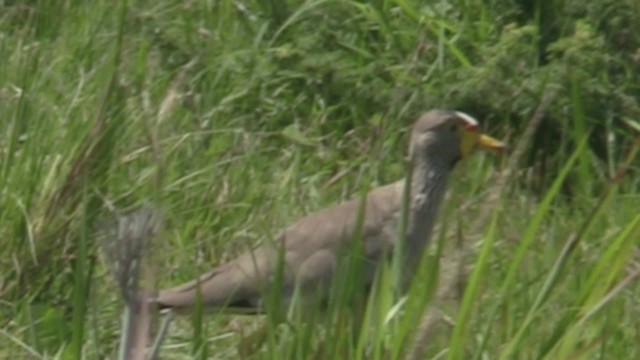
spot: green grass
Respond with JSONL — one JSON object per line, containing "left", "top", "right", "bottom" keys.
{"left": 1, "top": 0, "right": 639, "bottom": 359}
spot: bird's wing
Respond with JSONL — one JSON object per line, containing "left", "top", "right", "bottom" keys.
{"left": 155, "top": 245, "right": 279, "bottom": 311}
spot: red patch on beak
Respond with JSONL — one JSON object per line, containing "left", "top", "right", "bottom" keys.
{"left": 464, "top": 123, "right": 479, "bottom": 131}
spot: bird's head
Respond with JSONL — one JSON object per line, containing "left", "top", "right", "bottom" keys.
{"left": 410, "top": 110, "right": 506, "bottom": 168}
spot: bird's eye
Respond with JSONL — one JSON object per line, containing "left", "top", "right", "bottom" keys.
{"left": 449, "top": 125, "right": 458, "bottom": 133}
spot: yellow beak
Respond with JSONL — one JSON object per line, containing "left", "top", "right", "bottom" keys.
{"left": 459, "top": 127, "right": 506, "bottom": 158}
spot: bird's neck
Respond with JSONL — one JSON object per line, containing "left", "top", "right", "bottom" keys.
{"left": 403, "top": 156, "right": 453, "bottom": 265}
{"left": 410, "top": 156, "right": 452, "bottom": 198}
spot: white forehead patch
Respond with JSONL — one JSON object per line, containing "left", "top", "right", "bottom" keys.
{"left": 454, "top": 111, "right": 479, "bottom": 127}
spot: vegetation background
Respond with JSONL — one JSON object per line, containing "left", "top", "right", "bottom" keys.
{"left": 1, "top": 0, "right": 639, "bottom": 358}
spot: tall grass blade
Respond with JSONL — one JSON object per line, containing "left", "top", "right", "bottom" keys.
{"left": 475, "top": 135, "right": 589, "bottom": 358}
{"left": 447, "top": 210, "right": 499, "bottom": 360}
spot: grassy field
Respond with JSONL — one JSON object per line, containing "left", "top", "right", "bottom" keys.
{"left": 1, "top": 0, "right": 639, "bottom": 359}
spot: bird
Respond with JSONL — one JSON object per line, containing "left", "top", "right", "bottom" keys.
{"left": 153, "top": 109, "right": 505, "bottom": 312}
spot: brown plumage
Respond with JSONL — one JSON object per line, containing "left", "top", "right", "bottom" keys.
{"left": 154, "top": 110, "right": 505, "bottom": 311}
